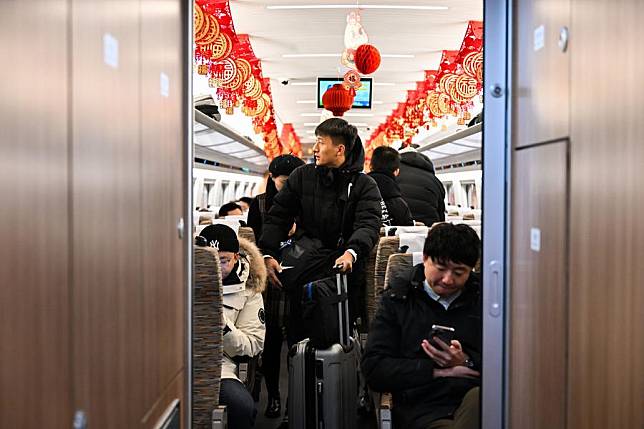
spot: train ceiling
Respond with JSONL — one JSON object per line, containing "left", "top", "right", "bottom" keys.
{"left": 227, "top": 0, "right": 482, "bottom": 146}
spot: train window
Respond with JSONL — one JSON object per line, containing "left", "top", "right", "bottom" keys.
{"left": 462, "top": 181, "right": 478, "bottom": 209}
{"left": 445, "top": 182, "right": 456, "bottom": 206}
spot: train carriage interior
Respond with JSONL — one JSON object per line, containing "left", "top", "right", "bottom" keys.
{"left": 2, "top": 0, "right": 643, "bottom": 428}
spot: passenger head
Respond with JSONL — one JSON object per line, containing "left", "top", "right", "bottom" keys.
{"left": 269, "top": 154, "right": 305, "bottom": 191}
{"left": 197, "top": 224, "right": 240, "bottom": 280}
{"left": 238, "top": 197, "right": 253, "bottom": 212}
{"left": 422, "top": 223, "right": 480, "bottom": 297}
{"left": 313, "top": 118, "right": 358, "bottom": 168}
{"left": 370, "top": 146, "right": 401, "bottom": 176}
{"left": 218, "top": 202, "right": 243, "bottom": 217}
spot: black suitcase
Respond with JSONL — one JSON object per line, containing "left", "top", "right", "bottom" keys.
{"left": 288, "top": 270, "right": 358, "bottom": 428}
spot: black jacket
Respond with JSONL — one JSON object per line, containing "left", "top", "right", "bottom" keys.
{"left": 397, "top": 151, "right": 445, "bottom": 226}
{"left": 361, "top": 264, "right": 481, "bottom": 428}
{"left": 259, "top": 140, "right": 382, "bottom": 262}
{"left": 368, "top": 171, "right": 414, "bottom": 226}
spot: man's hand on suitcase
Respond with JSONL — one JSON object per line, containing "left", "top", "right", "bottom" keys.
{"left": 264, "top": 256, "right": 283, "bottom": 288}
{"left": 334, "top": 251, "right": 354, "bottom": 273}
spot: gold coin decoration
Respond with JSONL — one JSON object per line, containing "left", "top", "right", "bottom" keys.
{"left": 454, "top": 74, "right": 478, "bottom": 100}
{"left": 235, "top": 58, "right": 252, "bottom": 82}
{"left": 210, "top": 33, "right": 232, "bottom": 61}
{"left": 197, "top": 64, "right": 209, "bottom": 75}
{"left": 438, "top": 93, "right": 452, "bottom": 115}
{"left": 194, "top": 3, "right": 205, "bottom": 37}
{"left": 211, "top": 58, "right": 237, "bottom": 86}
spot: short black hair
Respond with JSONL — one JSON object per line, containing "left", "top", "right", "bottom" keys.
{"left": 218, "top": 202, "right": 242, "bottom": 217}
{"left": 370, "top": 146, "right": 400, "bottom": 174}
{"left": 315, "top": 118, "right": 358, "bottom": 153}
{"left": 423, "top": 223, "right": 480, "bottom": 268}
{"left": 239, "top": 197, "right": 253, "bottom": 205}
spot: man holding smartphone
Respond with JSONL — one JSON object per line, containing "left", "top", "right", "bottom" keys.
{"left": 362, "top": 223, "right": 481, "bottom": 429}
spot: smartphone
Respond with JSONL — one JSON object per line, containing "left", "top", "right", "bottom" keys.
{"left": 428, "top": 324, "right": 455, "bottom": 348}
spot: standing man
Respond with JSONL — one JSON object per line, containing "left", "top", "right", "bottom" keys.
{"left": 259, "top": 117, "right": 381, "bottom": 344}
{"left": 368, "top": 146, "right": 414, "bottom": 226}
{"left": 397, "top": 147, "right": 446, "bottom": 227}
{"left": 362, "top": 223, "right": 481, "bottom": 429}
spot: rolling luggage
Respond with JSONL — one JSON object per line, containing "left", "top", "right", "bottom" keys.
{"left": 288, "top": 269, "right": 358, "bottom": 429}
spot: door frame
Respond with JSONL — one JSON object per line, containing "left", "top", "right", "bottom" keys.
{"left": 482, "top": 0, "right": 512, "bottom": 427}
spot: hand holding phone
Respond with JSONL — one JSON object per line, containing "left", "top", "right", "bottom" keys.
{"left": 428, "top": 324, "right": 455, "bottom": 349}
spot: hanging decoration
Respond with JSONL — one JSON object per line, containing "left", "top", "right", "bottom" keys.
{"left": 343, "top": 70, "right": 362, "bottom": 91}
{"left": 354, "top": 44, "right": 381, "bottom": 75}
{"left": 280, "top": 124, "right": 303, "bottom": 158}
{"left": 193, "top": 0, "right": 290, "bottom": 161}
{"left": 341, "top": 11, "right": 369, "bottom": 69}
{"left": 364, "top": 20, "right": 484, "bottom": 161}
{"left": 322, "top": 84, "right": 355, "bottom": 116}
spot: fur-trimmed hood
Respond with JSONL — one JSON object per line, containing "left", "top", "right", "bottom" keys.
{"left": 238, "top": 236, "right": 267, "bottom": 294}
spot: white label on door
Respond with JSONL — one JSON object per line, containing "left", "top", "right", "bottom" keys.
{"left": 530, "top": 227, "right": 541, "bottom": 252}
{"left": 534, "top": 25, "right": 545, "bottom": 51}
{"left": 160, "top": 72, "right": 169, "bottom": 97}
{"left": 103, "top": 33, "right": 119, "bottom": 68}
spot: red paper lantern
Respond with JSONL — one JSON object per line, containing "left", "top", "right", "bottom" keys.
{"left": 354, "top": 44, "right": 381, "bottom": 75}
{"left": 322, "top": 83, "right": 355, "bottom": 116}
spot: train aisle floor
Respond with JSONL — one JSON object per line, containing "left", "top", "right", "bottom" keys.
{"left": 254, "top": 339, "right": 376, "bottom": 429}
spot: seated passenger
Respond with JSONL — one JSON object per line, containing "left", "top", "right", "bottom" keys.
{"left": 362, "top": 223, "right": 481, "bottom": 429}
{"left": 368, "top": 146, "right": 414, "bottom": 226}
{"left": 238, "top": 196, "right": 253, "bottom": 213}
{"left": 219, "top": 202, "right": 244, "bottom": 217}
{"left": 197, "top": 224, "right": 267, "bottom": 429}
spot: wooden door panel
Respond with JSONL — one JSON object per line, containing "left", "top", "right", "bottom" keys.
{"left": 140, "top": 0, "right": 186, "bottom": 415}
{"left": 71, "top": 1, "right": 144, "bottom": 425}
{"left": 510, "top": 141, "right": 568, "bottom": 429}
{"left": 513, "top": 0, "right": 570, "bottom": 147}
{"left": 0, "top": 2, "right": 71, "bottom": 427}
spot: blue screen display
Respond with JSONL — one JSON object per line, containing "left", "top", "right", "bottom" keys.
{"left": 317, "top": 78, "right": 372, "bottom": 109}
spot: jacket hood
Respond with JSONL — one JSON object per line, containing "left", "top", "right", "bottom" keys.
{"left": 238, "top": 236, "right": 267, "bottom": 293}
{"left": 401, "top": 151, "right": 435, "bottom": 174}
{"left": 368, "top": 171, "right": 403, "bottom": 199}
{"left": 340, "top": 135, "right": 366, "bottom": 174}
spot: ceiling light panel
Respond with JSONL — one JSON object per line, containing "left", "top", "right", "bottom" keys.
{"left": 267, "top": 5, "right": 449, "bottom": 11}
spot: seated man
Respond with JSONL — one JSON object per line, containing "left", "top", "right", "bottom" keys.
{"left": 197, "top": 224, "right": 267, "bottom": 429}
{"left": 362, "top": 223, "right": 481, "bottom": 429}
{"left": 219, "top": 202, "right": 244, "bottom": 217}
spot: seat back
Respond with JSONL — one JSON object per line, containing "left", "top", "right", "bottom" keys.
{"left": 383, "top": 253, "right": 414, "bottom": 291}
{"left": 368, "top": 236, "right": 400, "bottom": 324}
{"left": 192, "top": 246, "right": 224, "bottom": 428}
{"left": 237, "top": 226, "right": 256, "bottom": 244}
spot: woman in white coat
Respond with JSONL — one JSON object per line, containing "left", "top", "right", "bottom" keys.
{"left": 198, "top": 224, "right": 267, "bottom": 429}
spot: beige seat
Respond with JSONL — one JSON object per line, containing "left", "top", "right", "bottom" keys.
{"left": 237, "top": 226, "right": 256, "bottom": 244}
{"left": 374, "top": 252, "right": 414, "bottom": 429}
{"left": 193, "top": 246, "right": 227, "bottom": 428}
{"left": 368, "top": 236, "right": 400, "bottom": 325}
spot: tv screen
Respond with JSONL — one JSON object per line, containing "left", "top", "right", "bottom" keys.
{"left": 317, "top": 77, "right": 372, "bottom": 109}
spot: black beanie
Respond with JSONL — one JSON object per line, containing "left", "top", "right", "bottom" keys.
{"left": 198, "top": 224, "right": 239, "bottom": 253}
{"left": 269, "top": 154, "right": 305, "bottom": 177}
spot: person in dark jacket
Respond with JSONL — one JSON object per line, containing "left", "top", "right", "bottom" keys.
{"left": 362, "top": 223, "right": 481, "bottom": 429}
{"left": 259, "top": 117, "right": 382, "bottom": 343}
{"left": 397, "top": 148, "right": 446, "bottom": 226}
{"left": 368, "top": 146, "right": 414, "bottom": 226}
{"left": 246, "top": 154, "right": 304, "bottom": 418}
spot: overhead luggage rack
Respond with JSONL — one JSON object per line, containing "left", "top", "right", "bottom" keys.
{"left": 416, "top": 122, "right": 482, "bottom": 170}
{"left": 194, "top": 108, "right": 268, "bottom": 174}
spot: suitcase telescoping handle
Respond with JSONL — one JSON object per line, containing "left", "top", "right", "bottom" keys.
{"left": 333, "top": 264, "right": 351, "bottom": 348}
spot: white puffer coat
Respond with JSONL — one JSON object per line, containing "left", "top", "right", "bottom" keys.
{"left": 221, "top": 237, "right": 267, "bottom": 381}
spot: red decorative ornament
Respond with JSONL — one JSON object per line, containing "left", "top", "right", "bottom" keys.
{"left": 354, "top": 44, "right": 381, "bottom": 75}
{"left": 322, "top": 83, "right": 355, "bottom": 116}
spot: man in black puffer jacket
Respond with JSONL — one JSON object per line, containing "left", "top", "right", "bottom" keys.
{"left": 362, "top": 223, "right": 481, "bottom": 429}
{"left": 259, "top": 118, "right": 382, "bottom": 343}
{"left": 368, "top": 146, "right": 414, "bottom": 226}
{"left": 398, "top": 148, "right": 446, "bottom": 226}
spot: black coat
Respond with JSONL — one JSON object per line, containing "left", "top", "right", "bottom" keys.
{"left": 397, "top": 151, "right": 445, "bottom": 226}
{"left": 368, "top": 171, "right": 414, "bottom": 226}
{"left": 259, "top": 141, "right": 382, "bottom": 263}
{"left": 361, "top": 264, "right": 481, "bottom": 428}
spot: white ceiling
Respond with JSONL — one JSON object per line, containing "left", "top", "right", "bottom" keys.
{"left": 226, "top": 0, "right": 482, "bottom": 148}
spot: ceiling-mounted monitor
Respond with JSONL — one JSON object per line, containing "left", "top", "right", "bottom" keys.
{"left": 317, "top": 77, "right": 372, "bottom": 109}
